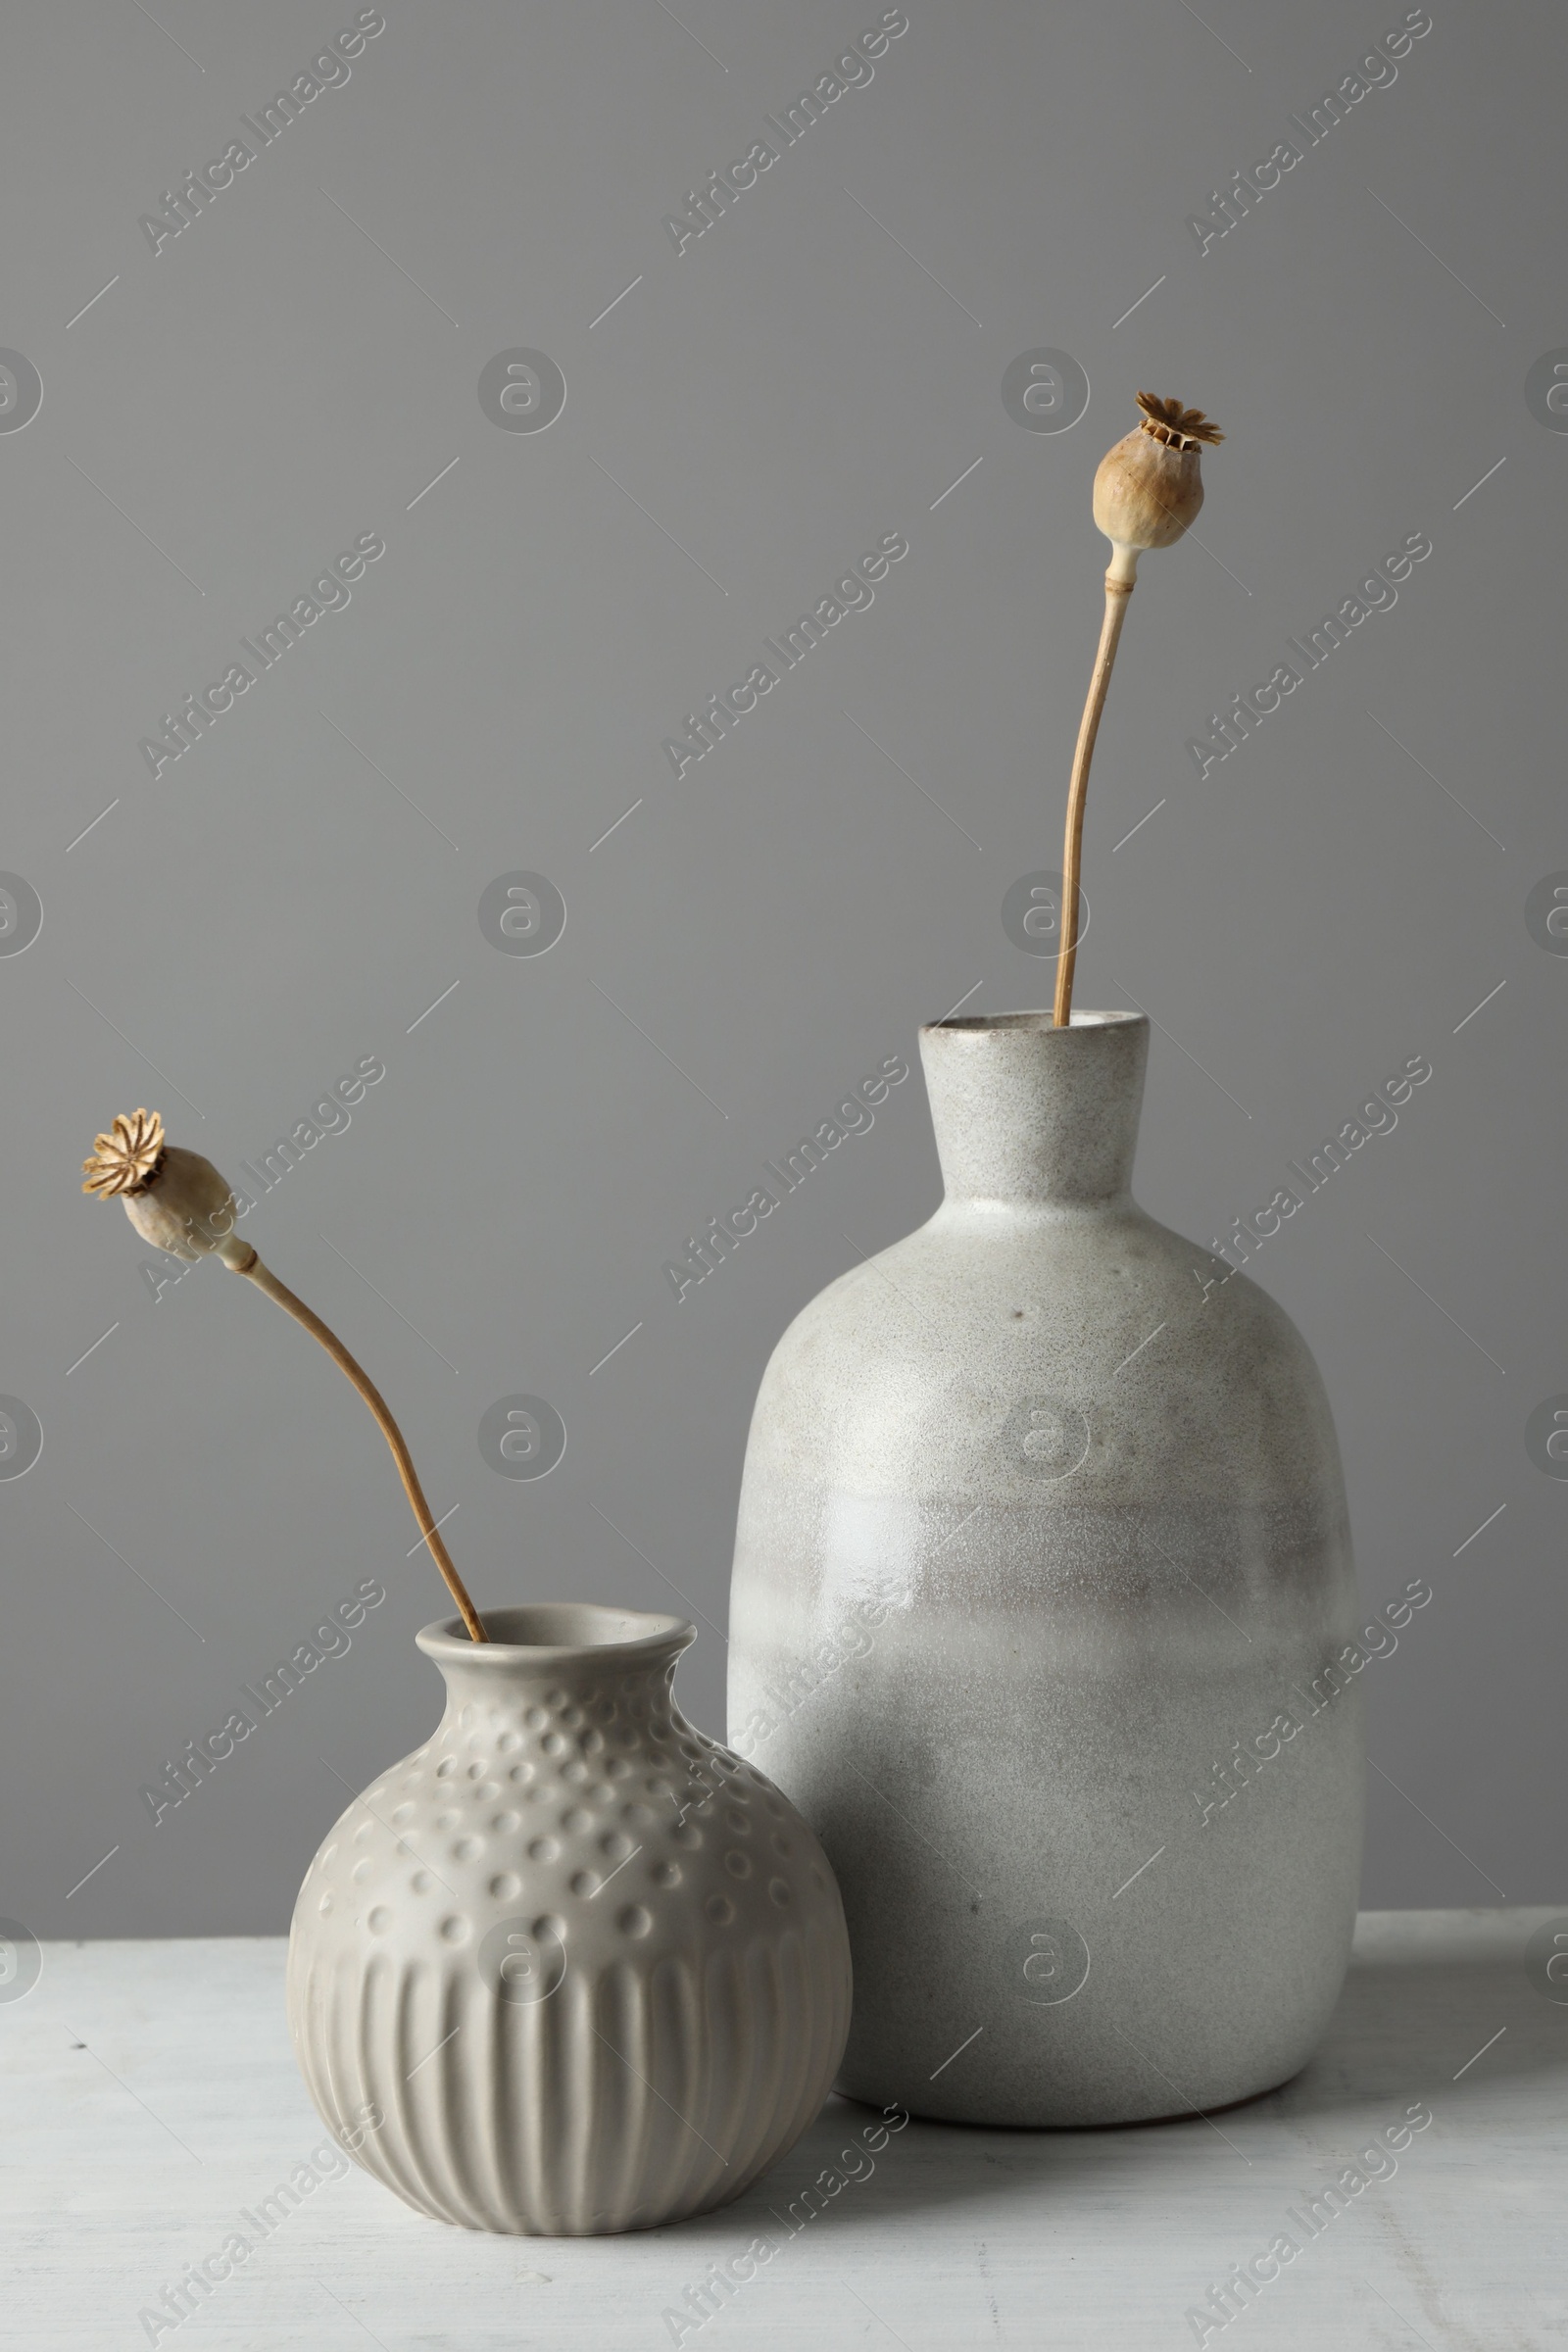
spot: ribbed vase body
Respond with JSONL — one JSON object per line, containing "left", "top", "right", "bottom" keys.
{"left": 287, "top": 1604, "right": 851, "bottom": 2233}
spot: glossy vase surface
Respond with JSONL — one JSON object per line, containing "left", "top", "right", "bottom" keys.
{"left": 727, "top": 1011, "right": 1365, "bottom": 2125}
{"left": 287, "top": 1603, "right": 851, "bottom": 2232}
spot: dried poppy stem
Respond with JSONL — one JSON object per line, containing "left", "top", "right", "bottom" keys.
{"left": 1053, "top": 392, "right": 1223, "bottom": 1028}
{"left": 81, "top": 1110, "right": 487, "bottom": 1642}
{"left": 1054, "top": 553, "right": 1136, "bottom": 1029}
{"left": 237, "top": 1252, "right": 487, "bottom": 1644}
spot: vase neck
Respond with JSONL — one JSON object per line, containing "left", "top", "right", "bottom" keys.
{"left": 917, "top": 1011, "right": 1149, "bottom": 1207}
{"left": 416, "top": 1604, "right": 695, "bottom": 1720}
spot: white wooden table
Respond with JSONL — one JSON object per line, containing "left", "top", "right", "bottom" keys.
{"left": 5, "top": 1911, "right": 1564, "bottom": 2348}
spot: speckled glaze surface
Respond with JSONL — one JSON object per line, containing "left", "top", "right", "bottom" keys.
{"left": 727, "top": 1012, "right": 1365, "bottom": 2126}
{"left": 286, "top": 1603, "right": 851, "bottom": 2234}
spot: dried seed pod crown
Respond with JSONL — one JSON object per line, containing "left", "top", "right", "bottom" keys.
{"left": 81, "top": 1108, "right": 166, "bottom": 1199}
{"left": 1133, "top": 391, "right": 1224, "bottom": 451}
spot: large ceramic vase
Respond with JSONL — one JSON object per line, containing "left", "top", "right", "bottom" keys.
{"left": 727, "top": 1011, "right": 1365, "bottom": 2126}
{"left": 287, "top": 1603, "right": 851, "bottom": 2233}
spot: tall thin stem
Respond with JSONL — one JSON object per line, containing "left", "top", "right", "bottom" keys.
{"left": 239, "top": 1251, "right": 488, "bottom": 1642}
{"left": 1054, "top": 553, "right": 1138, "bottom": 1027}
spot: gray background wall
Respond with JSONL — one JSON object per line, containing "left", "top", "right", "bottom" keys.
{"left": 2, "top": 0, "right": 1560, "bottom": 1936}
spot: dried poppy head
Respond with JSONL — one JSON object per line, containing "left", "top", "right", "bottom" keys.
{"left": 83, "top": 1109, "right": 252, "bottom": 1268}
{"left": 1092, "top": 391, "right": 1223, "bottom": 563}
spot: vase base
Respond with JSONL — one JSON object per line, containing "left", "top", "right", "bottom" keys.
{"left": 835, "top": 2044, "right": 1317, "bottom": 2132}
{"left": 837, "top": 2062, "right": 1308, "bottom": 2132}
{"left": 360, "top": 2161, "right": 767, "bottom": 2238}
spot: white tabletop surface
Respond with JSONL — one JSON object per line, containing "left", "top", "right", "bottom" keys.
{"left": 5, "top": 1909, "right": 1564, "bottom": 2349}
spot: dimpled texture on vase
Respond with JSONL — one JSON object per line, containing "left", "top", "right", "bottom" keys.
{"left": 287, "top": 1604, "right": 851, "bottom": 2233}
{"left": 727, "top": 1011, "right": 1365, "bottom": 2126}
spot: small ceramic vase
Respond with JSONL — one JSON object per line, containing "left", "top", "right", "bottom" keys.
{"left": 287, "top": 1603, "right": 851, "bottom": 2234}
{"left": 728, "top": 1011, "right": 1365, "bottom": 2126}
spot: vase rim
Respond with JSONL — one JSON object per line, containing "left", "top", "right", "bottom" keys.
{"left": 922, "top": 1007, "right": 1147, "bottom": 1036}
{"left": 417, "top": 1601, "right": 696, "bottom": 1670}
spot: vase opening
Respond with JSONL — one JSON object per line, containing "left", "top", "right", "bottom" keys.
{"left": 416, "top": 1602, "right": 695, "bottom": 1673}
{"left": 928, "top": 1007, "right": 1142, "bottom": 1033}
